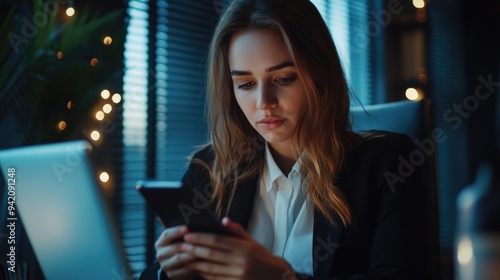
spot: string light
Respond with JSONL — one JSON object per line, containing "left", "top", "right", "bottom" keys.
{"left": 112, "top": 93, "right": 121, "bottom": 103}
{"left": 90, "top": 130, "right": 101, "bottom": 141}
{"left": 103, "top": 36, "right": 113, "bottom": 45}
{"left": 95, "top": 111, "right": 105, "bottom": 121}
{"left": 66, "top": 7, "right": 75, "bottom": 17}
{"left": 90, "top": 58, "right": 99, "bottom": 67}
{"left": 412, "top": 0, "right": 425, "bottom": 9}
{"left": 99, "top": 172, "right": 110, "bottom": 183}
{"left": 103, "top": 104, "right": 112, "bottom": 114}
{"left": 405, "top": 88, "right": 421, "bottom": 101}
{"left": 58, "top": 121, "right": 67, "bottom": 131}
{"left": 67, "top": 101, "right": 72, "bottom": 110}
{"left": 101, "top": 89, "right": 110, "bottom": 99}
{"left": 57, "top": 51, "right": 63, "bottom": 60}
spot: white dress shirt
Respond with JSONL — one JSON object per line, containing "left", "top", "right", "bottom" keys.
{"left": 247, "top": 144, "right": 314, "bottom": 275}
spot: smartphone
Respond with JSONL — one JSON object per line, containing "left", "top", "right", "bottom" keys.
{"left": 136, "top": 180, "right": 230, "bottom": 235}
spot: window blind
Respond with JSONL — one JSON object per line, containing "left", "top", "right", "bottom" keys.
{"left": 426, "top": 0, "right": 469, "bottom": 251}
{"left": 310, "top": 0, "right": 386, "bottom": 105}
{"left": 121, "top": 0, "right": 149, "bottom": 276}
{"left": 121, "top": 0, "right": 219, "bottom": 274}
{"left": 154, "top": 0, "right": 213, "bottom": 183}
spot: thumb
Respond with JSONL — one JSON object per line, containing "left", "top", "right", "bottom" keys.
{"left": 222, "top": 217, "right": 251, "bottom": 239}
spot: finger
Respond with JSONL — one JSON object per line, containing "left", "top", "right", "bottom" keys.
{"left": 222, "top": 217, "right": 251, "bottom": 239}
{"left": 156, "top": 243, "right": 181, "bottom": 262}
{"left": 188, "top": 261, "right": 242, "bottom": 277}
{"left": 155, "top": 225, "right": 189, "bottom": 248}
{"left": 158, "top": 249, "right": 197, "bottom": 271}
{"left": 183, "top": 232, "right": 242, "bottom": 252}
{"left": 180, "top": 243, "right": 245, "bottom": 265}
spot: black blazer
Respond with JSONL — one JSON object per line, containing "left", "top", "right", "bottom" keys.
{"left": 140, "top": 132, "right": 426, "bottom": 280}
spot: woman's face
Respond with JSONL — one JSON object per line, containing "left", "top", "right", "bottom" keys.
{"left": 228, "top": 28, "right": 306, "bottom": 153}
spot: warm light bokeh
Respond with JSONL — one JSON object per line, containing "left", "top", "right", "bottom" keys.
{"left": 103, "top": 36, "right": 113, "bottom": 45}
{"left": 99, "top": 172, "right": 110, "bottom": 183}
{"left": 66, "top": 7, "right": 75, "bottom": 17}
{"left": 95, "top": 111, "right": 105, "bottom": 121}
{"left": 405, "top": 88, "right": 420, "bottom": 101}
{"left": 58, "top": 121, "right": 67, "bottom": 131}
{"left": 112, "top": 93, "right": 121, "bottom": 104}
{"left": 90, "top": 130, "right": 100, "bottom": 141}
{"left": 101, "top": 89, "right": 110, "bottom": 99}
{"left": 103, "top": 104, "right": 112, "bottom": 114}
{"left": 412, "top": 0, "right": 425, "bottom": 9}
{"left": 90, "top": 58, "right": 99, "bottom": 67}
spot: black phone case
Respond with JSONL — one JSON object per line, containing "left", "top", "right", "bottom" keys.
{"left": 136, "top": 180, "right": 230, "bottom": 235}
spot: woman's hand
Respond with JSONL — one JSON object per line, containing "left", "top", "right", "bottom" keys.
{"left": 155, "top": 225, "right": 198, "bottom": 280}
{"left": 180, "top": 217, "right": 296, "bottom": 280}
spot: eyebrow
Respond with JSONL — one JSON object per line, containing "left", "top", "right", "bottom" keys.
{"left": 230, "top": 61, "right": 295, "bottom": 76}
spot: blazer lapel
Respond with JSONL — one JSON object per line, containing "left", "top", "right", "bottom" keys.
{"left": 312, "top": 210, "right": 344, "bottom": 278}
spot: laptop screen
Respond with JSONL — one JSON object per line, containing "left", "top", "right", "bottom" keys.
{"left": 0, "top": 141, "right": 132, "bottom": 280}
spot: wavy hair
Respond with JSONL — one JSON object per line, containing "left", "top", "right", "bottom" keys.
{"left": 202, "top": 0, "right": 354, "bottom": 227}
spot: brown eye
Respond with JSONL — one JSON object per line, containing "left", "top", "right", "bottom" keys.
{"left": 276, "top": 76, "right": 297, "bottom": 85}
{"left": 237, "top": 81, "right": 255, "bottom": 90}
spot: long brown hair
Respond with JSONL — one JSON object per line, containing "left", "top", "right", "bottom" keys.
{"left": 203, "top": 0, "right": 353, "bottom": 227}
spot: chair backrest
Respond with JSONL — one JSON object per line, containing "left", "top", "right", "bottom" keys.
{"left": 351, "top": 99, "right": 441, "bottom": 280}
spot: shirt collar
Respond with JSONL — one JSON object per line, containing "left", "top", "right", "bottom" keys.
{"left": 264, "top": 143, "right": 301, "bottom": 192}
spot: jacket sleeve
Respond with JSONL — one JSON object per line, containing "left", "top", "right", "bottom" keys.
{"left": 139, "top": 262, "right": 165, "bottom": 280}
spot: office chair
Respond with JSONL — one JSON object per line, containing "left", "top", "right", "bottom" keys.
{"left": 351, "top": 99, "right": 441, "bottom": 280}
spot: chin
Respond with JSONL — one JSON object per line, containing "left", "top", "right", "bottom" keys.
{"left": 261, "top": 135, "right": 291, "bottom": 146}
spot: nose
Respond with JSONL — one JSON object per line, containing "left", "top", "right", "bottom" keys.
{"left": 256, "top": 83, "right": 277, "bottom": 110}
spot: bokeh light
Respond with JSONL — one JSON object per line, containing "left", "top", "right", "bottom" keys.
{"left": 90, "top": 130, "right": 100, "bottom": 141}
{"left": 95, "top": 111, "right": 105, "bottom": 121}
{"left": 66, "top": 7, "right": 75, "bottom": 17}
{"left": 101, "top": 89, "right": 110, "bottom": 99}
{"left": 112, "top": 93, "right": 121, "bottom": 104}
{"left": 103, "top": 36, "right": 113, "bottom": 45}
{"left": 103, "top": 104, "right": 112, "bottom": 114}
{"left": 99, "top": 172, "right": 110, "bottom": 183}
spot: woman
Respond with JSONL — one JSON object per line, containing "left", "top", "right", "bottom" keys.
{"left": 141, "top": 0, "right": 426, "bottom": 279}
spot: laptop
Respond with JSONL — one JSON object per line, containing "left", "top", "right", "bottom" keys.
{"left": 0, "top": 141, "right": 133, "bottom": 280}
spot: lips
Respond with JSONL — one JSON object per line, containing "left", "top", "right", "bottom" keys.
{"left": 257, "top": 116, "right": 286, "bottom": 130}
